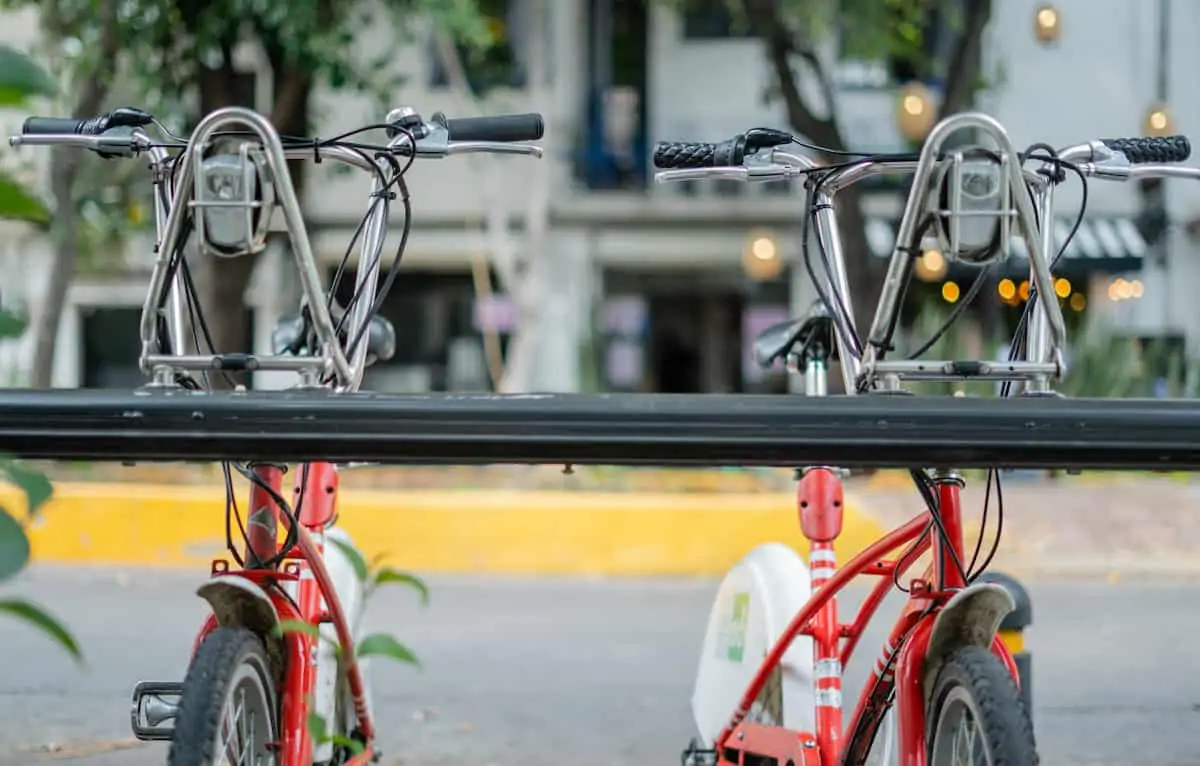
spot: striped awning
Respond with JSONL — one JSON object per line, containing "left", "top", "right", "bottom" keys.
{"left": 864, "top": 216, "right": 1148, "bottom": 274}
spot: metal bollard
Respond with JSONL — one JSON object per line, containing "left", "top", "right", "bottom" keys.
{"left": 977, "top": 571, "right": 1033, "bottom": 713}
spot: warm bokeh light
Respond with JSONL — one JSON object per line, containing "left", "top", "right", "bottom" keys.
{"left": 1018, "top": 280, "right": 1030, "bottom": 301}
{"left": 1054, "top": 277, "right": 1071, "bottom": 298}
{"left": 915, "top": 249, "right": 947, "bottom": 281}
{"left": 1143, "top": 104, "right": 1175, "bottom": 137}
{"left": 942, "top": 281, "right": 960, "bottom": 303}
{"left": 1069, "top": 292, "right": 1086, "bottom": 311}
{"left": 1034, "top": 5, "right": 1061, "bottom": 43}
{"left": 897, "top": 81, "right": 936, "bottom": 141}
{"left": 997, "top": 278, "right": 1016, "bottom": 301}
{"left": 1108, "top": 277, "right": 1145, "bottom": 301}
{"left": 743, "top": 230, "right": 782, "bottom": 281}
{"left": 751, "top": 237, "right": 775, "bottom": 261}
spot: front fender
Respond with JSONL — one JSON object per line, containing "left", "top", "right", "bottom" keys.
{"left": 197, "top": 575, "right": 286, "bottom": 681}
{"left": 921, "top": 582, "right": 1015, "bottom": 699}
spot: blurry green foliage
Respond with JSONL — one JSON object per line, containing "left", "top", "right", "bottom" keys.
{"left": 0, "top": 44, "right": 82, "bottom": 664}
{"left": 0, "top": 0, "right": 500, "bottom": 119}
{"left": 664, "top": 0, "right": 955, "bottom": 71}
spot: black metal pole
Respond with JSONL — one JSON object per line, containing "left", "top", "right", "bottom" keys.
{"left": 3, "top": 389, "right": 1200, "bottom": 467}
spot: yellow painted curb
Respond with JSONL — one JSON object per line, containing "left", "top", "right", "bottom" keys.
{"left": 7, "top": 483, "right": 888, "bottom": 576}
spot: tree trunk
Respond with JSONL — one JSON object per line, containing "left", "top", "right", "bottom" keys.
{"left": 29, "top": 0, "right": 120, "bottom": 388}
{"left": 195, "top": 51, "right": 310, "bottom": 390}
{"left": 499, "top": 0, "right": 554, "bottom": 393}
{"left": 31, "top": 154, "right": 84, "bottom": 388}
{"left": 741, "top": 0, "right": 993, "bottom": 390}
{"left": 429, "top": 27, "right": 543, "bottom": 393}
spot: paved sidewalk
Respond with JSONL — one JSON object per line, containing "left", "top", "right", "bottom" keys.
{"left": 847, "top": 474, "right": 1200, "bottom": 578}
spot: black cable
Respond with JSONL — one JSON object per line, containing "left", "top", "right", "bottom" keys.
{"left": 343, "top": 156, "right": 414, "bottom": 364}
{"left": 235, "top": 462, "right": 300, "bottom": 570}
{"left": 971, "top": 467, "right": 1004, "bottom": 577}
{"left": 963, "top": 146, "right": 1087, "bottom": 583}
{"left": 331, "top": 141, "right": 410, "bottom": 342}
{"left": 843, "top": 602, "right": 938, "bottom": 757}
{"left": 909, "top": 468, "right": 969, "bottom": 586}
{"left": 906, "top": 262, "right": 995, "bottom": 359}
{"left": 891, "top": 519, "right": 934, "bottom": 594}
{"left": 802, "top": 173, "right": 864, "bottom": 359}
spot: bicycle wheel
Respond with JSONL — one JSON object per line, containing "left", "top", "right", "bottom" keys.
{"left": 168, "top": 627, "right": 279, "bottom": 766}
{"left": 926, "top": 645, "right": 1037, "bottom": 766}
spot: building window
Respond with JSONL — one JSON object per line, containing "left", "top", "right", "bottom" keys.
{"left": 330, "top": 268, "right": 500, "bottom": 393}
{"left": 427, "top": 0, "right": 528, "bottom": 92}
{"left": 81, "top": 306, "right": 256, "bottom": 389}
{"left": 681, "top": 0, "right": 755, "bottom": 39}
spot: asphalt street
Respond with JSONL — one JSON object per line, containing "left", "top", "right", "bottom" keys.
{"left": 1, "top": 566, "right": 1199, "bottom": 765}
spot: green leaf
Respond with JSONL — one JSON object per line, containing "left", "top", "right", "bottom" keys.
{"left": 371, "top": 568, "right": 429, "bottom": 606}
{"left": 0, "top": 44, "right": 57, "bottom": 106}
{"left": 0, "top": 171, "right": 50, "bottom": 225}
{"left": 355, "top": 633, "right": 419, "bottom": 667}
{"left": 307, "top": 711, "right": 329, "bottom": 743}
{"left": 274, "top": 618, "right": 321, "bottom": 640}
{"left": 1, "top": 462, "right": 53, "bottom": 517}
{"left": 327, "top": 537, "right": 368, "bottom": 583}
{"left": 331, "top": 734, "right": 366, "bottom": 755}
{"left": 0, "top": 309, "right": 26, "bottom": 339}
{"left": 0, "top": 507, "right": 30, "bottom": 582}
{"left": 0, "top": 598, "right": 82, "bottom": 663}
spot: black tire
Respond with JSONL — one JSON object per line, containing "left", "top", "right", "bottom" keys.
{"left": 926, "top": 645, "right": 1038, "bottom": 766}
{"left": 168, "top": 627, "right": 279, "bottom": 766}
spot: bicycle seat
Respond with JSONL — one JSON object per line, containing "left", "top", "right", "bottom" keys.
{"left": 271, "top": 311, "right": 396, "bottom": 366}
{"left": 752, "top": 302, "right": 837, "bottom": 368}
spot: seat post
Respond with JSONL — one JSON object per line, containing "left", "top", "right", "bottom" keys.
{"left": 802, "top": 340, "right": 829, "bottom": 397}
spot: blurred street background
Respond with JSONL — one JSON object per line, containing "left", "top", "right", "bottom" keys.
{"left": 4, "top": 0, "right": 1200, "bottom": 764}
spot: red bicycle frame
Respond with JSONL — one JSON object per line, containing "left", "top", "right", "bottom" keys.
{"left": 714, "top": 468, "right": 1018, "bottom": 766}
{"left": 193, "top": 461, "right": 376, "bottom": 766}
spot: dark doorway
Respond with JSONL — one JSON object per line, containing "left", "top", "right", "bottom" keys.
{"left": 648, "top": 293, "right": 743, "bottom": 393}
{"left": 81, "top": 306, "right": 255, "bottom": 389}
{"left": 583, "top": 0, "right": 649, "bottom": 189}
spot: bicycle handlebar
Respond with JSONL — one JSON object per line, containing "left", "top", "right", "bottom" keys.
{"left": 8, "top": 106, "right": 545, "bottom": 163}
{"left": 1099, "top": 134, "right": 1191, "bottom": 163}
{"left": 652, "top": 128, "right": 1199, "bottom": 186}
{"left": 441, "top": 112, "right": 544, "bottom": 142}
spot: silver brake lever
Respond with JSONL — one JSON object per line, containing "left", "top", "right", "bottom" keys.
{"left": 445, "top": 142, "right": 544, "bottom": 158}
{"left": 655, "top": 167, "right": 748, "bottom": 183}
{"left": 8, "top": 133, "right": 150, "bottom": 155}
{"left": 654, "top": 164, "right": 794, "bottom": 184}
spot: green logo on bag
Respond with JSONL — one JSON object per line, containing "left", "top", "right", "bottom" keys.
{"left": 721, "top": 591, "right": 750, "bottom": 663}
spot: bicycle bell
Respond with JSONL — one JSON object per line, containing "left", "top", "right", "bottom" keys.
{"left": 931, "top": 148, "right": 1010, "bottom": 265}
{"left": 194, "top": 139, "right": 275, "bottom": 258}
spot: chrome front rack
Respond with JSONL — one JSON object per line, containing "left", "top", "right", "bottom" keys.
{"left": 653, "top": 111, "right": 1096, "bottom": 396}
{"left": 141, "top": 106, "right": 362, "bottom": 389}
{"left": 861, "top": 112, "right": 1067, "bottom": 393}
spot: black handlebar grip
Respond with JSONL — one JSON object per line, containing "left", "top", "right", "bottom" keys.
{"left": 442, "top": 113, "right": 544, "bottom": 142}
{"left": 22, "top": 108, "right": 152, "bottom": 138}
{"left": 1101, "top": 135, "right": 1192, "bottom": 164}
{"left": 652, "top": 136, "right": 747, "bottom": 169}
{"left": 22, "top": 116, "right": 88, "bottom": 135}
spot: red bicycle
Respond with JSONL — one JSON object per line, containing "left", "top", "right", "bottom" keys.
{"left": 9, "top": 103, "right": 544, "bottom": 764}
{"left": 654, "top": 115, "right": 1196, "bottom": 764}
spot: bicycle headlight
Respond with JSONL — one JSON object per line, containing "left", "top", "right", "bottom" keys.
{"left": 194, "top": 145, "right": 275, "bottom": 258}
{"left": 932, "top": 150, "right": 1010, "bottom": 265}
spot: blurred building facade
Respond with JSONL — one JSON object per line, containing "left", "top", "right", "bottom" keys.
{"left": 2, "top": 0, "right": 1198, "bottom": 392}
